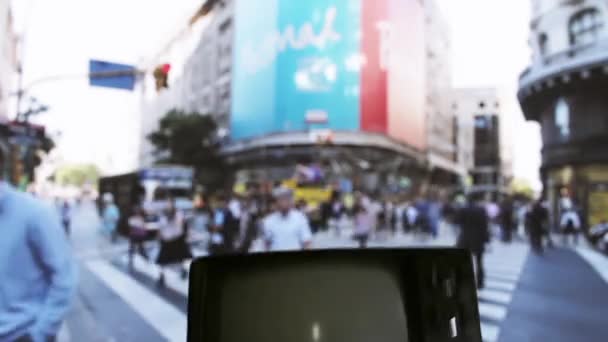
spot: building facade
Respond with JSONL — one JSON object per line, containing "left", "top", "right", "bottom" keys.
{"left": 139, "top": 0, "right": 234, "bottom": 167}
{"left": 140, "top": 0, "right": 460, "bottom": 194}
{"left": 518, "top": 0, "right": 608, "bottom": 228}
{"left": 452, "top": 88, "right": 514, "bottom": 200}
{"left": 0, "top": 0, "right": 15, "bottom": 121}
{"left": 424, "top": 0, "right": 464, "bottom": 185}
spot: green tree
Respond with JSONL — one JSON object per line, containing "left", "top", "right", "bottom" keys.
{"left": 147, "top": 109, "right": 231, "bottom": 191}
{"left": 55, "top": 163, "right": 100, "bottom": 187}
{"left": 32, "top": 134, "right": 56, "bottom": 170}
{"left": 510, "top": 178, "right": 535, "bottom": 199}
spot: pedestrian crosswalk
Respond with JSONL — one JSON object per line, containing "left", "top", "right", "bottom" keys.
{"left": 78, "top": 237, "right": 529, "bottom": 342}
{"left": 478, "top": 242, "right": 529, "bottom": 342}
{"left": 86, "top": 259, "right": 188, "bottom": 342}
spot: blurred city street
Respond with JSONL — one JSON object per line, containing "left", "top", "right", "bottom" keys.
{"left": 2, "top": 0, "right": 608, "bottom": 341}
{"left": 56, "top": 201, "right": 608, "bottom": 342}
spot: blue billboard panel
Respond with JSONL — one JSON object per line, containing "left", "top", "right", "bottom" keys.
{"left": 231, "top": 0, "right": 362, "bottom": 140}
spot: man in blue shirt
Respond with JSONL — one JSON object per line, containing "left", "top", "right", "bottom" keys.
{"left": 0, "top": 152, "right": 77, "bottom": 342}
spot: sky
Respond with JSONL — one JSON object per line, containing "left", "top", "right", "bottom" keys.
{"left": 437, "top": 0, "right": 542, "bottom": 190}
{"left": 12, "top": 0, "right": 542, "bottom": 189}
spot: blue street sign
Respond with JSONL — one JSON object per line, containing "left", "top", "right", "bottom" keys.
{"left": 89, "top": 59, "right": 136, "bottom": 90}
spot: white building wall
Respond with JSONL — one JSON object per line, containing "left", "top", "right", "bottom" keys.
{"left": 0, "top": 0, "right": 16, "bottom": 121}
{"left": 528, "top": 0, "right": 608, "bottom": 71}
{"left": 425, "top": 0, "right": 458, "bottom": 172}
{"left": 139, "top": 0, "right": 234, "bottom": 167}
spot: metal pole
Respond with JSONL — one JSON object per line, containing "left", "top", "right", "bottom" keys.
{"left": 15, "top": 64, "right": 23, "bottom": 121}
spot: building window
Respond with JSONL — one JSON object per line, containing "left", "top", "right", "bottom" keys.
{"left": 219, "top": 18, "right": 232, "bottom": 34}
{"left": 538, "top": 33, "right": 548, "bottom": 56}
{"left": 554, "top": 97, "right": 570, "bottom": 138}
{"left": 569, "top": 8, "right": 603, "bottom": 47}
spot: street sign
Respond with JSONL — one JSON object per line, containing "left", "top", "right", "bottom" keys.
{"left": 89, "top": 59, "right": 136, "bottom": 90}
{"left": 305, "top": 110, "right": 328, "bottom": 124}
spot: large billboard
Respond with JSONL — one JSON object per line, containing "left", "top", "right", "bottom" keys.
{"left": 231, "top": 0, "right": 426, "bottom": 151}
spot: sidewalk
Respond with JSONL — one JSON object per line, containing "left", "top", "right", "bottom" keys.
{"left": 498, "top": 246, "right": 608, "bottom": 342}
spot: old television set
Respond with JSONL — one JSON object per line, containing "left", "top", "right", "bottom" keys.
{"left": 188, "top": 249, "right": 482, "bottom": 342}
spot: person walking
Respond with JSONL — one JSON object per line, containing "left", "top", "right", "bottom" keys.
{"left": 237, "top": 198, "right": 260, "bottom": 253}
{"left": 375, "top": 200, "right": 388, "bottom": 239}
{"left": 526, "top": 199, "right": 550, "bottom": 254}
{"left": 403, "top": 201, "right": 418, "bottom": 234}
{"left": 428, "top": 196, "right": 442, "bottom": 239}
{"left": 387, "top": 200, "right": 398, "bottom": 236}
{"left": 560, "top": 207, "right": 582, "bottom": 246}
{"left": 414, "top": 196, "right": 432, "bottom": 238}
{"left": 455, "top": 193, "right": 490, "bottom": 289}
{"left": 263, "top": 188, "right": 313, "bottom": 252}
{"left": 60, "top": 200, "right": 72, "bottom": 236}
{"left": 0, "top": 152, "right": 77, "bottom": 342}
{"left": 189, "top": 194, "right": 212, "bottom": 247}
{"left": 156, "top": 198, "right": 192, "bottom": 286}
{"left": 127, "top": 205, "right": 150, "bottom": 267}
{"left": 485, "top": 199, "right": 500, "bottom": 239}
{"left": 330, "top": 191, "right": 345, "bottom": 237}
{"left": 499, "top": 197, "right": 515, "bottom": 243}
{"left": 353, "top": 202, "right": 373, "bottom": 248}
{"left": 209, "top": 194, "right": 240, "bottom": 255}
{"left": 101, "top": 193, "right": 120, "bottom": 243}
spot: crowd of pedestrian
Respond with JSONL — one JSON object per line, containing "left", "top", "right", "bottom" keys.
{"left": 1, "top": 153, "right": 602, "bottom": 342}
{"left": 49, "top": 177, "right": 596, "bottom": 294}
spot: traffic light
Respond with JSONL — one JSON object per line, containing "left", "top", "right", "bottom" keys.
{"left": 153, "top": 63, "right": 171, "bottom": 91}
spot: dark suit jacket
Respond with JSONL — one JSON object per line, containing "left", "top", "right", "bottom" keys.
{"left": 456, "top": 204, "right": 490, "bottom": 253}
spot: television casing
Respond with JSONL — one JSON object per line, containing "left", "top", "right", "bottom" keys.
{"left": 188, "top": 248, "right": 482, "bottom": 342}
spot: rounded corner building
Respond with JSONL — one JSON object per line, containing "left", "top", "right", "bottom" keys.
{"left": 518, "top": 0, "right": 608, "bottom": 229}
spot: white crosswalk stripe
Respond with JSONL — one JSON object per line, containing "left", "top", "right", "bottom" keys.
{"left": 485, "top": 279, "right": 517, "bottom": 292}
{"left": 85, "top": 259, "right": 187, "bottom": 342}
{"left": 479, "top": 302, "right": 508, "bottom": 321}
{"left": 480, "top": 322, "right": 500, "bottom": 342}
{"left": 478, "top": 289, "right": 512, "bottom": 305}
{"left": 84, "top": 234, "right": 528, "bottom": 342}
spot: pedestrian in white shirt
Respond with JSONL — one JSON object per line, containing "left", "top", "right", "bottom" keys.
{"left": 405, "top": 204, "right": 419, "bottom": 233}
{"left": 560, "top": 208, "right": 582, "bottom": 246}
{"left": 263, "top": 188, "right": 313, "bottom": 252}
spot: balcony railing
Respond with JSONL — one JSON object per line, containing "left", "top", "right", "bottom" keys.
{"left": 519, "top": 39, "right": 608, "bottom": 90}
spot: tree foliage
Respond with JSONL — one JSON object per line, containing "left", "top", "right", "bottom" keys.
{"left": 147, "top": 109, "right": 230, "bottom": 191}
{"left": 510, "top": 178, "right": 535, "bottom": 199}
{"left": 33, "top": 134, "right": 55, "bottom": 169}
{"left": 55, "top": 163, "right": 100, "bottom": 187}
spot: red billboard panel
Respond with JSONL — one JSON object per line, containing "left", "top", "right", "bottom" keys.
{"left": 359, "top": 0, "right": 426, "bottom": 150}
{"left": 360, "top": 0, "right": 389, "bottom": 133}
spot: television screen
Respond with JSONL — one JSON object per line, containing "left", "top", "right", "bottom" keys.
{"left": 188, "top": 249, "right": 482, "bottom": 342}
{"left": 219, "top": 264, "right": 407, "bottom": 342}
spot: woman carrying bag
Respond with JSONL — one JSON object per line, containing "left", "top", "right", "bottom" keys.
{"left": 156, "top": 198, "right": 192, "bottom": 287}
